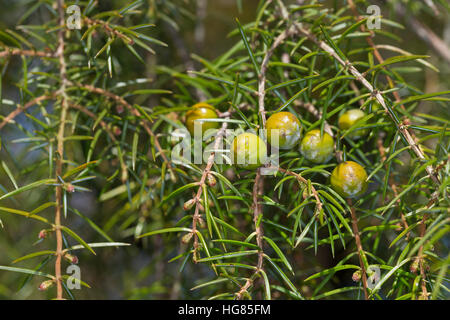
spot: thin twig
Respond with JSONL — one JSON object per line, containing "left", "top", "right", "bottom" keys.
{"left": 376, "top": 136, "right": 409, "bottom": 235}
{"left": 84, "top": 17, "right": 133, "bottom": 44}
{"left": 347, "top": 0, "right": 425, "bottom": 156}
{"left": 348, "top": 198, "right": 369, "bottom": 300}
{"left": 291, "top": 22, "right": 441, "bottom": 186}
{"left": 190, "top": 111, "right": 230, "bottom": 261}
{"left": 276, "top": 166, "right": 323, "bottom": 214}
{"left": 417, "top": 213, "right": 430, "bottom": 300}
{"left": 258, "top": 25, "right": 294, "bottom": 129}
{"left": 54, "top": 0, "right": 68, "bottom": 300}
{"left": 68, "top": 103, "right": 117, "bottom": 142}
{"left": 0, "top": 48, "right": 55, "bottom": 58}
{"left": 423, "top": 0, "right": 440, "bottom": 16}
{"left": 0, "top": 94, "right": 55, "bottom": 130}
{"left": 68, "top": 102, "right": 128, "bottom": 181}
{"left": 236, "top": 168, "right": 264, "bottom": 299}
{"left": 237, "top": 12, "right": 295, "bottom": 299}
{"left": 349, "top": 81, "right": 364, "bottom": 106}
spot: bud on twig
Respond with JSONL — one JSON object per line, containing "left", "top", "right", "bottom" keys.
{"left": 64, "top": 253, "right": 79, "bottom": 264}
{"left": 64, "top": 183, "right": 75, "bottom": 193}
{"left": 352, "top": 270, "right": 362, "bottom": 282}
{"left": 38, "top": 230, "right": 48, "bottom": 239}
{"left": 183, "top": 199, "right": 195, "bottom": 211}
{"left": 418, "top": 292, "right": 429, "bottom": 300}
{"left": 410, "top": 259, "right": 419, "bottom": 273}
{"left": 302, "top": 188, "right": 308, "bottom": 200}
{"left": 113, "top": 126, "right": 122, "bottom": 136}
{"left": 206, "top": 174, "right": 216, "bottom": 187}
{"left": 38, "top": 280, "right": 55, "bottom": 291}
{"left": 181, "top": 232, "right": 193, "bottom": 244}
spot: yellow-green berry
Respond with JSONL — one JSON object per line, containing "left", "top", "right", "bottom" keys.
{"left": 300, "top": 129, "right": 334, "bottom": 163}
{"left": 231, "top": 132, "right": 267, "bottom": 170}
{"left": 330, "top": 161, "right": 368, "bottom": 199}
{"left": 185, "top": 102, "right": 220, "bottom": 136}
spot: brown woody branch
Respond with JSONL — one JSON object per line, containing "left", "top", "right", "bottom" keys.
{"left": 237, "top": 5, "right": 300, "bottom": 298}
{"left": 347, "top": 2, "right": 437, "bottom": 299}
{"left": 347, "top": 0, "right": 425, "bottom": 155}
{"left": 189, "top": 112, "right": 230, "bottom": 262}
{"left": 236, "top": 168, "right": 264, "bottom": 300}
{"left": 348, "top": 199, "right": 369, "bottom": 300}
{"left": 237, "top": 12, "right": 294, "bottom": 299}
{"left": 0, "top": 48, "right": 55, "bottom": 59}
{"left": 291, "top": 22, "right": 441, "bottom": 186}
{"left": 54, "top": 0, "right": 68, "bottom": 300}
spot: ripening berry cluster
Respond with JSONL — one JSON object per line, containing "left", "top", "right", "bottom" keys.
{"left": 184, "top": 103, "right": 370, "bottom": 199}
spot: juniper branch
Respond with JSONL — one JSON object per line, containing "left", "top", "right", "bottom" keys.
{"left": 54, "top": 0, "right": 68, "bottom": 300}
{"left": 291, "top": 22, "right": 441, "bottom": 186}
{"left": 0, "top": 48, "right": 55, "bottom": 58}
{"left": 348, "top": 198, "right": 369, "bottom": 300}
